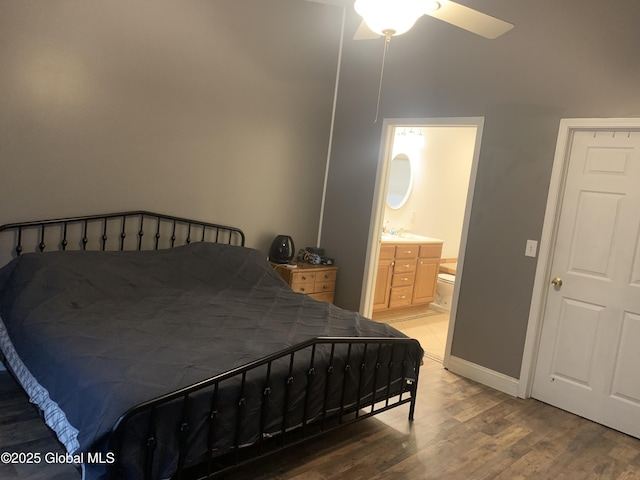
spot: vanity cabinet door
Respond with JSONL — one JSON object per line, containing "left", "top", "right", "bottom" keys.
{"left": 413, "top": 258, "right": 439, "bottom": 304}
{"left": 373, "top": 259, "right": 394, "bottom": 311}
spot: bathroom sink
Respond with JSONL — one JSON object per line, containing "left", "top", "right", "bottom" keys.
{"left": 381, "top": 233, "right": 443, "bottom": 244}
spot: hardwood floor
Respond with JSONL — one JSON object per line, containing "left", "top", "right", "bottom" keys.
{"left": 1, "top": 360, "right": 639, "bottom": 479}
{"left": 0, "top": 372, "right": 79, "bottom": 479}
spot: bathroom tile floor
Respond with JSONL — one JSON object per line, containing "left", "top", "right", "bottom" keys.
{"left": 384, "top": 307, "right": 450, "bottom": 362}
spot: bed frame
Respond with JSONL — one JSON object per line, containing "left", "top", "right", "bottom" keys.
{"left": 0, "top": 210, "right": 246, "bottom": 257}
{"left": 0, "top": 211, "right": 421, "bottom": 480}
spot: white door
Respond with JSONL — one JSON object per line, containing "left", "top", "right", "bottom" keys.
{"left": 532, "top": 129, "right": 640, "bottom": 439}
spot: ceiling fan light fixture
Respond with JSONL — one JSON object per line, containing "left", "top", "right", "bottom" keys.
{"left": 424, "top": 0, "right": 442, "bottom": 13}
{"left": 354, "top": 0, "right": 425, "bottom": 36}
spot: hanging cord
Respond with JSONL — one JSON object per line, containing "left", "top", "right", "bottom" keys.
{"left": 317, "top": 6, "right": 346, "bottom": 248}
{"left": 374, "top": 30, "right": 393, "bottom": 123}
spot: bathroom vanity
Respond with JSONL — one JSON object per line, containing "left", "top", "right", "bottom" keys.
{"left": 373, "top": 235, "right": 443, "bottom": 316}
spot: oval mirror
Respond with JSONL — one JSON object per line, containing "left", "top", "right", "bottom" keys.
{"left": 386, "top": 153, "right": 413, "bottom": 209}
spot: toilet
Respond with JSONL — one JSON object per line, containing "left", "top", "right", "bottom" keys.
{"left": 433, "top": 273, "right": 455, "bottom": 310}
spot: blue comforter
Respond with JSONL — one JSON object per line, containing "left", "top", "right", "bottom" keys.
{"left": 0, "top": 242, "right": 421, "bottom": 478}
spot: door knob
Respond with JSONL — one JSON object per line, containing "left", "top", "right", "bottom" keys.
{"left": 551, "top": 277, "right": 563, "bottom": 288}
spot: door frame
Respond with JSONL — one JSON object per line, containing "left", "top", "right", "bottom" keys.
{"left": 518, "top": 117, "right": 640, "bottom": 398}
{"left": 359, "top": 116, "right": 484, "bottom": 369}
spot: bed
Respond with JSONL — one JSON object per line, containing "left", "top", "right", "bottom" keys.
{"left": 0, "top": 211, "right": 423, "bottom": 480}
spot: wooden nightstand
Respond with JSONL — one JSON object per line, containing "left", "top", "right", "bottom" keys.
{"left": 271, "top": 262, "right": 338, "bottom": 303}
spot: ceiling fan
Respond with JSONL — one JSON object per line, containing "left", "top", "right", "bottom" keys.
{"left": 306, "top": 0, "right": 514, "bottom": 41}
{"left": 304, "top": 0, "right": 514, "bottom": 122}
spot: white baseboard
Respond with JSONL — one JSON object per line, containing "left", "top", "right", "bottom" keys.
{"left": 446, "top": 355, "right": 519, "bottom": 397}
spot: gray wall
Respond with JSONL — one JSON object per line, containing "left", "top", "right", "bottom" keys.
{"left": 3, "top": 0, "right": 640, "bottom": 381}
{"left": 0, "top": 0, "right": 342, "bottom": 254}
{"left": 321, "top": 0, "right": 640, "bottom": 378}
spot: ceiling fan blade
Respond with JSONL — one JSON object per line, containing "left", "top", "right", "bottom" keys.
{"left": 426, "top": 1, "right": 514, "bottom": 39}
{"left": 353, "top": 19, "right": 382, "bottom": 40}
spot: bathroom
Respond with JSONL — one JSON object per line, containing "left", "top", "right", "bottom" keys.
{"left": 372, "top": 123, "right": 478, "bottom": 361}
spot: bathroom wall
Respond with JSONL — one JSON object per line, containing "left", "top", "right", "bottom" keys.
{"left": 383, "top": 126, "right": 476, "bottom": 259}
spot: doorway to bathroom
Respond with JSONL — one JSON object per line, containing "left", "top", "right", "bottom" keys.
{"left": 361, "top": 117, "right": 484, "bottom": 366}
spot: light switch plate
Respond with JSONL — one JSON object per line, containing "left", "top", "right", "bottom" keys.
{"left": 525, "top": 239, "right": 538, "bottom": 258}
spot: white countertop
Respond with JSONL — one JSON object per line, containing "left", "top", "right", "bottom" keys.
{"left": 381, "top": 233, "right": 443, "bottom": 244}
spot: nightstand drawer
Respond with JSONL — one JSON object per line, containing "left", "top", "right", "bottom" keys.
{"left": 314, "top": 281, "right": 335, "bottom": 294}
{"left": 310, "top": 292, "right": 334, "bottom": 303}
{"left": 291, "top": 282, "right": 315, "bottom": 294}
{"left": 291, "top": 271, "right": 317, "bottom": 284}
{"left": 315, "top": 270, "right": 337, "bottom": 283}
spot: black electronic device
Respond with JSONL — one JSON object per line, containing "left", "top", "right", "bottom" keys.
{"left": 297, "top": 248, "right": 334, "bottom": 266}
{"left": 305, "top": 246, "right": 325, "bottom": 256}
{"left": 268, "top": 235, "right": 295, "bottom": 264}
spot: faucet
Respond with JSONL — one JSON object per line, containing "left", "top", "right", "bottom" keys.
{"left": 382, "top": 223, "right": 408, "bottom": 237}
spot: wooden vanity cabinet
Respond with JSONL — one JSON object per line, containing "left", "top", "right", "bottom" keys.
{"left": 373, "top": 241, "right": 442, "bottom": 313}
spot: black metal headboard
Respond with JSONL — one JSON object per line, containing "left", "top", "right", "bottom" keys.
{"left": 0, "top": 211, "right": 245, "bottom": 265}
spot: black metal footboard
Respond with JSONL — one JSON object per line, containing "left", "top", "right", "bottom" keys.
{"left": 106, "top": 336, "right": 422, "bottom": 480}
